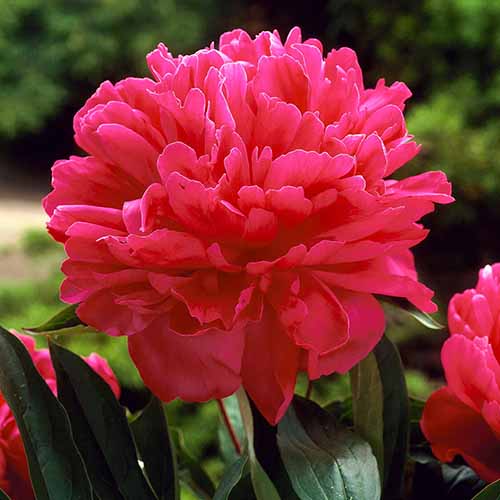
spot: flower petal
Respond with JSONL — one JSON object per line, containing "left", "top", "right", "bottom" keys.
{"left": 421, "top": 387, "right": 500, "bottom": 482}
{"left": 128, "top": 321, "right": 244, "bottom": 402}
{"left": 241, "top": 306, "right": 299, "bottom": 424}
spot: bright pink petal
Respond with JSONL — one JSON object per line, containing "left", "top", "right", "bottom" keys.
{"left": 442, "top": 335, "right": 500, "bottom": 412}
{"left": 315, "top": 251, "right": 436, "bottom": 313}
{"left": 264, "top": 150, "right": 354, "bottom": 191}
{"left": 241, "top": 306, "right": 299, "bottom": 424}
{"left": 309, "top": 289, "right": 385, "bottom": 377}
{"left": 129, "top": 321, "right": 244, "bottom": 402}
{"left": 384, "top": 171, "right": 453, "bottom": 204}
{"left": 253, "top": 54, "right": 309, "bottom": 112}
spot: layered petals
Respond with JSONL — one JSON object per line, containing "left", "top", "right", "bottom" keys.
{"left": 44, "top": 26, "right": 451, "bottom": 424}
{"left": 422, "top": 265, "right": 500, "bottom": 481}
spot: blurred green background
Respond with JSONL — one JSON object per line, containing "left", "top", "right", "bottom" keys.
{"left": 0, "top": 0, "right": 497, "bottom": 494}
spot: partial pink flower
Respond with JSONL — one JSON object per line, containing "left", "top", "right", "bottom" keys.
{"left": 44, "top": 27, "right": 452, "bottom": 424}
{"left": 421, "top": 265, "right": 500, "bottom": 482}
{"left": 0, "top": 333, "right": 120, "bottom": 500}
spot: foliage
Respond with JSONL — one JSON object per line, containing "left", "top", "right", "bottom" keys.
{"left": 0, "top": 0, "right": 217, "bottom": 137}
{"left": 19, "top": 228, "right": 56, "bottom": 257}
{"left": 1, "top": 1, "right": 499, "bottom": 496}
{"left": 0, "top": 301, "right": 494, "bottom": 500}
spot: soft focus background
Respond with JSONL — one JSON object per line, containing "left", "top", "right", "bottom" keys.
{"left": 0, "top": 0, "right": 497, "bottom": 491}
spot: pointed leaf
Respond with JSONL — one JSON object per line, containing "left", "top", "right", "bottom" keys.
{"left": 471, "top": 478, "right": 500, "bottom": 499}
{"left": 249, "top": 399, "right": 299, "bottom": 500}
{"left": 171, "top": 428, "right": 214, "bottom": 500}
{"left": 236, "top": 389, "right": 281, "bottom": 500}
{"left": 350, "top": 335, "right": 409, "bottom": 499}
{"left": 381, "top": 297, "right": 444, "bottom": 329}
{"left": 49, "top": 341, "right": 157, "bottom": 500}
{"left": 131, "top": 396, "right": 179, "bottom": 500}
{"left": 26, "top": 304, "right": 83, "bottom": 332}
{"left": 213, "top": 454, "right": 249, "bottom": 500}
{"left": 0, "top": 326, "right": 92, "bottom": 500}
{"left": 277, "top": 397, "right": 380, "bottom": 500}
{"left": 50, "top": 341, "right": 124, "bottom": 500}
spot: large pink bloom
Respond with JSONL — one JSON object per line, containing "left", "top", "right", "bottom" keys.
{"left": 421, "top": 265, "right": 500, "bottom": 482}
{"left": 0, "top": 333, "right": 119, "bottom": 500}
{"left": 44, "top": 27, "right": 452, "bottom": 424}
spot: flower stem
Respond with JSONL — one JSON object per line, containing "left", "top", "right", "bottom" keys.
{"left": 217, "top": 398, "right": 241, "bottom": 455}
{"left": 305, "top": 380, "right": 313, "bottom": 399}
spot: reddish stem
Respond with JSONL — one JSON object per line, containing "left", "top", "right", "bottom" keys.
{"left": 217, "top": 399, "right": 242, "bottom": 455}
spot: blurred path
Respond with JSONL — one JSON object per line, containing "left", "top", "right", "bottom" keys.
{"left": 0, "top": 196, "right": 47, "bottom": 246}
{"left": 0, "top": 189, "right": 50, "bottom": 281}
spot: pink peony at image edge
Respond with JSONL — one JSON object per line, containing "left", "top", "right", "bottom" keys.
{"left": 422, "top": 264, "right": 500, "bottom": 482}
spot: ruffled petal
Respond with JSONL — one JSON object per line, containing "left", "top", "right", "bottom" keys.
{"left": 308, "top": 288, "right": 385, "bottom": 378}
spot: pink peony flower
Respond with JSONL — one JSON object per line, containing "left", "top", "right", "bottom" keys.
{"left": 44, "top": 27, "right": 452, "bottom": 424}
{"left": 421, "top": 265, "right": 500, "bottom": 482}
{"left": 0, "top": 333, "right": 120, "bottom": 499}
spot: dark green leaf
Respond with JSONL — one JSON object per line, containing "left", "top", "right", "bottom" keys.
{"left": 380, "top": 297, "right": 444, "bottom": 329}
{"left": 131, "top": 396, "right": 179, "bottom": 500}
{"left": 236, "top": 389, "right": 281, "bottom": 500}
{"left": 49, "top": 341, "right": 157, "bottom": 500}
{"left": 25, "top": 304, "right": 83, "bottom": 333}
{"left": 0, "top": 490, "right": 11, "bottom": 500}
{"left": 0, "top": 326, "right": 92, "bottom": 500}
{"left": 324, "top": 397, "right": 353, "bottom": 426}
{"left": 224, "top": 473, "right": 257, "bottom": 500}
{"left": 408, "top": 396, "right": 426, "bottom": 451}
{"left": 411, "top": 455, "right": 486, "bottom": 500}
{"left": 472, "top": 479, "right": 500, "bottom": 499}
{"left": 171, "top": 428, "right": 214, "bottom": 500}
{"left": 278, "top": 397, "right": 380, "bottom": 500}
{"left": 50, "top": 340, "right": 124, "bottom": 500}
{"left": 249, "top": 398, "right": 299, "bottom": 500}
{"left": 350, "top": 335, "right": 409, "bottom": 499}
{"left": 213, "top": 453, "right": 249, "bottom": 500}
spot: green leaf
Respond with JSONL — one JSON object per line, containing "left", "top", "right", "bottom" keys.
{"left": 218, "top": 395, "right": 245, "bottom": 464}
{"left": 213, "top": 454, "right": 249, "bottom": 500}
{"left": 25, "top": 304, "right": 83, "bottom": 332}
{"left": 350, "top": 335, "right": 409, "bottom": 499}
{"left": 236, "top": 389, "right": 281, "bottom": 500}
{"left": 171, "top": 428, "right": 214, "bottom": 500}
{"left": 0, "top": 490, "right": 11, "bottom": 500}
{"left": 471, "top": 478, "right": 500, "bottom": 499}
{"left": 324, "top": 397, "right": 353, "bottom": 426}
{"left": 277, "top": 397, "right": 380, "bottom": 500}
{"left": 380, "top": 297, "right": 444, "bottom": 329}
{"left": 24, "top": 304, "right": 99, "bottom": 337}
{"left": 408, "top": 396, "right": 426, "bottom": 451}
{"left": 0, "top": 326, "right": 92, "bottom": 500}
{"left": 249, "top": 399, "right": 299, "bottom": 500}
{"left": 49, "top": 341, "right": 157, "bottom": 500}
{"left": 50, "top": 339, "right": 124, "bottom": 500}
{"left": 131, "top": 396, "right": 179, "bottom": 500}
